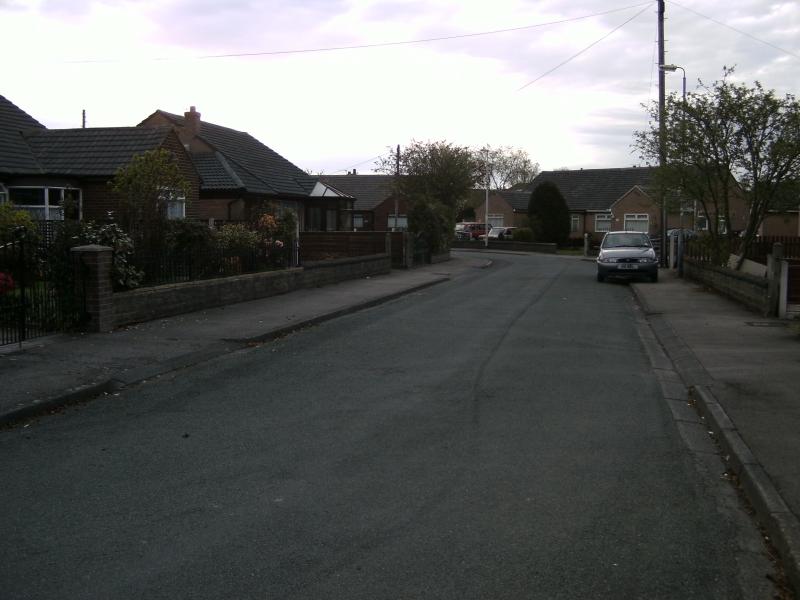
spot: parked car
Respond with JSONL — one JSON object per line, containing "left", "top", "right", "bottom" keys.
{"left": 596, "top": 231, "right": 659, "bottom": 283}
{"left": 455, "top": 222, "right": 491, "bottom": 240}
{"left": 478, "top": 226, "right": 516, "bottom": 241}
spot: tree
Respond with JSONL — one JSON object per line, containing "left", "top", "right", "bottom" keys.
{"left": 110, "top": 148, "right": 189, "bottom": 242}
{"left": 476, "top": 145, "right": 540, "bottom": 189}
{"left": 634, "top": 68, "right": 800, "bottom": 267}
{"left": 528, "top": 181, "right": 569, "bottom": 245}
{"left": 376, "top": 140, "right": 481, "bottom": 251}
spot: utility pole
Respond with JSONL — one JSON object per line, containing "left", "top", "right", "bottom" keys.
{"left": 658, "top": 0, "right": 668, "bottom": 267}
{"left": 394, "top": 144, "right": 400, "bottom": 231}
{"left": 82, "top": 110, "right": 86, "bottom": 128}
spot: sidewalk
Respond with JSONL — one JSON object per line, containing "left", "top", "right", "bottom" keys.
{"left": 632, "top": 269, "right": 800, "bottom": 590}
{"left": 0, "top": 255, "right": 489, "bottom": 426}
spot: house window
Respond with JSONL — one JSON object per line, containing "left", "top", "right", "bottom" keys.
{"left": 488, "top": 214, "right": 504, "bottom": 228}
{"left": 718, "top": 216, "right": 728, "bottom": 234}
{"left": 159, "top": 188, "right": 186, "bottom": 220}
{"left": 0, "top": 183, "right": 7, "bottom": 205}
{"left": 570, "top": 214, "right": 581, "bottom": 233}
{"left": 326, "top": 209, "right": 338, "bottom": 231}
{"left": 595, "top": 213, "right": 612, "bottom": 233}
{"left": 388, "top": 214, "right": 408, "bottom": 230}
{"left": 353, "top": 214, "right": 364, "bottom": 229}
{"left": 8, "top": 186, "right": 81, "bottom": 221}
{"left": 696, "top": 214, "right": 709, "bottom": 231}
{"left": 624, "top": 213, "right": 649, "bottom": 233}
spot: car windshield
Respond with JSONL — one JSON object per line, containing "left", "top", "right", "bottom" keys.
{"left": 602, "top": 233, "right": 651, "bottom": 248}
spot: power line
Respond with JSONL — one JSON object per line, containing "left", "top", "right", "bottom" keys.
{"left": 517, "top": 4, "right": 651, "bottom": 91}
{"left": 63, "top": 3, "right": 651, "bottom": 64}
{"left": 334, "top": 153, "right": 388, "bottom": 174}
{"left": 669, "top": 1, "right": 800, "bottom": 61}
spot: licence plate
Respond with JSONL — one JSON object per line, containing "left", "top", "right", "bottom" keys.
{"left": 618, "top": 264, "right": 638, "bottom": 270}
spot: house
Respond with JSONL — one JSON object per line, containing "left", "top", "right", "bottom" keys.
{"left": 0, "top": 94, "right": 199, "bottom": 222}
{"left": 470, "top": 189, "right": 532, "bottom": 228}
{"left": 139, "top": 107, "right": 352, "bottom": 231}
{"left": 475, "top": 167, "right": 748, "bottom": 242}
{"left": 318, "top": 173, "right": 408, "bottom": 231}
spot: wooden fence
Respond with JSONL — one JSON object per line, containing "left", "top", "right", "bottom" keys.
{"left": 299, "top": 232, "right": 389, "bottom": 263}
{"left": 686, "top": 235, "right": 800, "bottom": 264}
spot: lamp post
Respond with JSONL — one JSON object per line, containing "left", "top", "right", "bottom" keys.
{"left": 660, "top": 64, "right": 687, "bottom": 230}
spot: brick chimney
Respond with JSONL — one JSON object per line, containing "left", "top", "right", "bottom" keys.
{"left": 184, "top": 105, "right": 201, "bottom": 137}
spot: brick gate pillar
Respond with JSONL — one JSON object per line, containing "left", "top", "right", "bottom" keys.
{"left": 70, "top": 245, "right": 114, "bottom": 332}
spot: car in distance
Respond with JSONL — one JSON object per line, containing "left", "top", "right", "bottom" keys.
{"left": 478, "top": 226, "right": 515, "bottom": 241}
{"left": 596, "top": 231, "right": 659, "bottom": 283}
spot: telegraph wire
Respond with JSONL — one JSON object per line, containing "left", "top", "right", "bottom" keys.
{"left": 669, "top": 1, "right": 800, "bottom": 61}
{"left": 517, "top": 3, "right": 651, "bottom": 91}
{"left": 62, "top": 2, "right": 651, "bottom": 64}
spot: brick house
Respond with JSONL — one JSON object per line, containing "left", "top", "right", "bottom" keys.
{"left": 476, "top": 167, "right": 749, "bottom": 242}
{"left": 139, "top": 107, "right": 352, "bottom": 231}
{"left": 0, "top": 94, "right": 199, "bottom": 222}
{"left": 318, "top": 174, "right": 409, "bottom": 231}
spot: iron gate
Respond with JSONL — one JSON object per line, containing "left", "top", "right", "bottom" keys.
{"left": 0, "top": 229, "right": 87, "bottom": 346}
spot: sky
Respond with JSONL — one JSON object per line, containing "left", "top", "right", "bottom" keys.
{"left": 1, "top": 0, "right": 798, "bottom": 176}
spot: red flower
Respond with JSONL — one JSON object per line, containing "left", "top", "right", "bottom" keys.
{"left": 0, "top": 271, "right": 15, "bottom": 295}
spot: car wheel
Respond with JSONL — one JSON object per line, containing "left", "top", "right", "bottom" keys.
{"left": 597, "top": 272, "right": 605, "bottom": 282}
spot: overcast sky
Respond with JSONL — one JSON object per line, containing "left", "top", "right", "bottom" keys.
{"left": 1, "top": 0, "right": 798, "bottom": 175}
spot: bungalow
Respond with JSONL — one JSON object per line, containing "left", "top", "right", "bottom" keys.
{"left": 139, "top": 107, "right": 352, "bottom": 231}
{"left": 0, "top": 95, "right": 199, "bottom": 222}
{"left": 475, "top": 167, "right": 748, "bottom": 242}
{"left": 318, "top": 173, "right": 407, "bottom": 231}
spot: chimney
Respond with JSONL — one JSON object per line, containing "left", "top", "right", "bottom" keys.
{"left": 184, "top": 105, "right": 201, "bottom": 137}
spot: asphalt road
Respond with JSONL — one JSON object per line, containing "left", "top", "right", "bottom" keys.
{"left": 0, "top": 253, "right": 778, "bottom": 599}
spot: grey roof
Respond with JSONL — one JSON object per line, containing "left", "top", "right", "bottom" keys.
{"left": 318, "top": 174, "right": 395, "bottom": 211}
{"left": 0, "top": 94, "right": 46, "bottom": 175}
{"left": 496, "top": 189, "right": 532, "bottom": 212}
{"left": 23, "top": 127, "right": 173, "bottom": 176}
{"left": 149, "top": 111, "right": 315, "bottom": 197}
{"left": 526, "top": 167, "right": 657, "bottom": 211}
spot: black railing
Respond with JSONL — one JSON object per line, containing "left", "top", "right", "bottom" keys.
{"left": 0, "top": 230, "right": 87, "bottom": 346}
{"left": 127, "top": 242, "right": 292, "bottom": 289}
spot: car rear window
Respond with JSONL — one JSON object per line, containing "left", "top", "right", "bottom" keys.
{"left": 602, "top": 233, "right": 651, "bottom": 248}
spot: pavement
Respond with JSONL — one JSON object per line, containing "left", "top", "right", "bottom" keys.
{"left": 1, "top": 251, "right": 798, "bottom": 592}
{"left": 631, "top": 268, "right": 800, "bottom": 593}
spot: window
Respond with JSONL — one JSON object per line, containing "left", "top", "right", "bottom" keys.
{"left": 353, "top": 214, "right": 365, "bottom": 229}
{"left": 595, "top": 213, "right": 612, "bottom": 233}
{"left": 0, "top": 183, "right": 8, "bottom": 205}
{"left": 696, "top": 214, "right": 709, "bottom": 231}
{"left": 488, "top": 214, "right": 504, "bottom": 228}
{"left": 326, "top": 209, "right": 338, "bottom": 231}
{"left": 570, "top": 214, "right": 581, "bottom": 233}
{"left": 624, "top": 213, "right": 649, "bottom": 233}
{"left": 160, "top": 188, "right": 186, "bottom": 220}
{"left": 8, "top": 186, "right": 81, "bottom": 221}
{"left": 718, "top": 216, "right": 728, "bottom": 234}
{"left": 388, "top": 214, "right": 408, "bottom": 230}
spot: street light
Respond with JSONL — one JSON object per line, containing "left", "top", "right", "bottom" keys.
{"left": 658, "top": 63, "right": 687, "bottom": 264}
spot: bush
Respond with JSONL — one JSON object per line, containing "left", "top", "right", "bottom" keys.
{"left": 164, "top": 220, "right": 216, "bottom": 255}
{"left": 216, "top": 224, "right": 259, "bottom": 255}
{"left": 50, "top": 221, "right": 143, "bottom": 289}
{"left": 0, "top": 204, "right": 36, "bottom": 240}
{"left": 512, "top": 227, "right": 533, "bottom": 242}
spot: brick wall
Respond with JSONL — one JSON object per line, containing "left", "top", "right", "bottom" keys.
{"left": 684, "top": 257, "right": 769, "bottom": 315}
{"left": 473, "top": 193, "right": 516, "bottom": 226}
{"left": 112, "top": 254, "right": 390, "bottom": 328}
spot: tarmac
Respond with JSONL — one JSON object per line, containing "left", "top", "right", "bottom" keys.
{"left": 1, "top": 251, "right": 798, "bottom": 592}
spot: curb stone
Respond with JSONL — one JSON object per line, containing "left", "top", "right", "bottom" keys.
{"left": 0, "top": 380, "right": 117, "bottom": 428}
{"left": 630, "top": 282, "right": 800, "bottom": 595}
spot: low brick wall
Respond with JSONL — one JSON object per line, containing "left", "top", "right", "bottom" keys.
{"left": 684, "top": 257, "right": 769, "bottom": 314}
{"left": 113, "top": 254, "right": 390, "bottom": 328}
{"left": 451, "top": 240, "right": 557, "bottom": 253}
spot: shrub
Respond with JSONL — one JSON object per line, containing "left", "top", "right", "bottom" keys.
{"left": 0, "top": 203, "right": 36, "bottom": 240}
{"left": 164, "top": 220, "right": 216, "bottom": 255}
{"left": 216, "top": 224, "right": 259, "bottom": 255}
{"left": 512, "top": 227, "right": 533, "bottom": 242}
